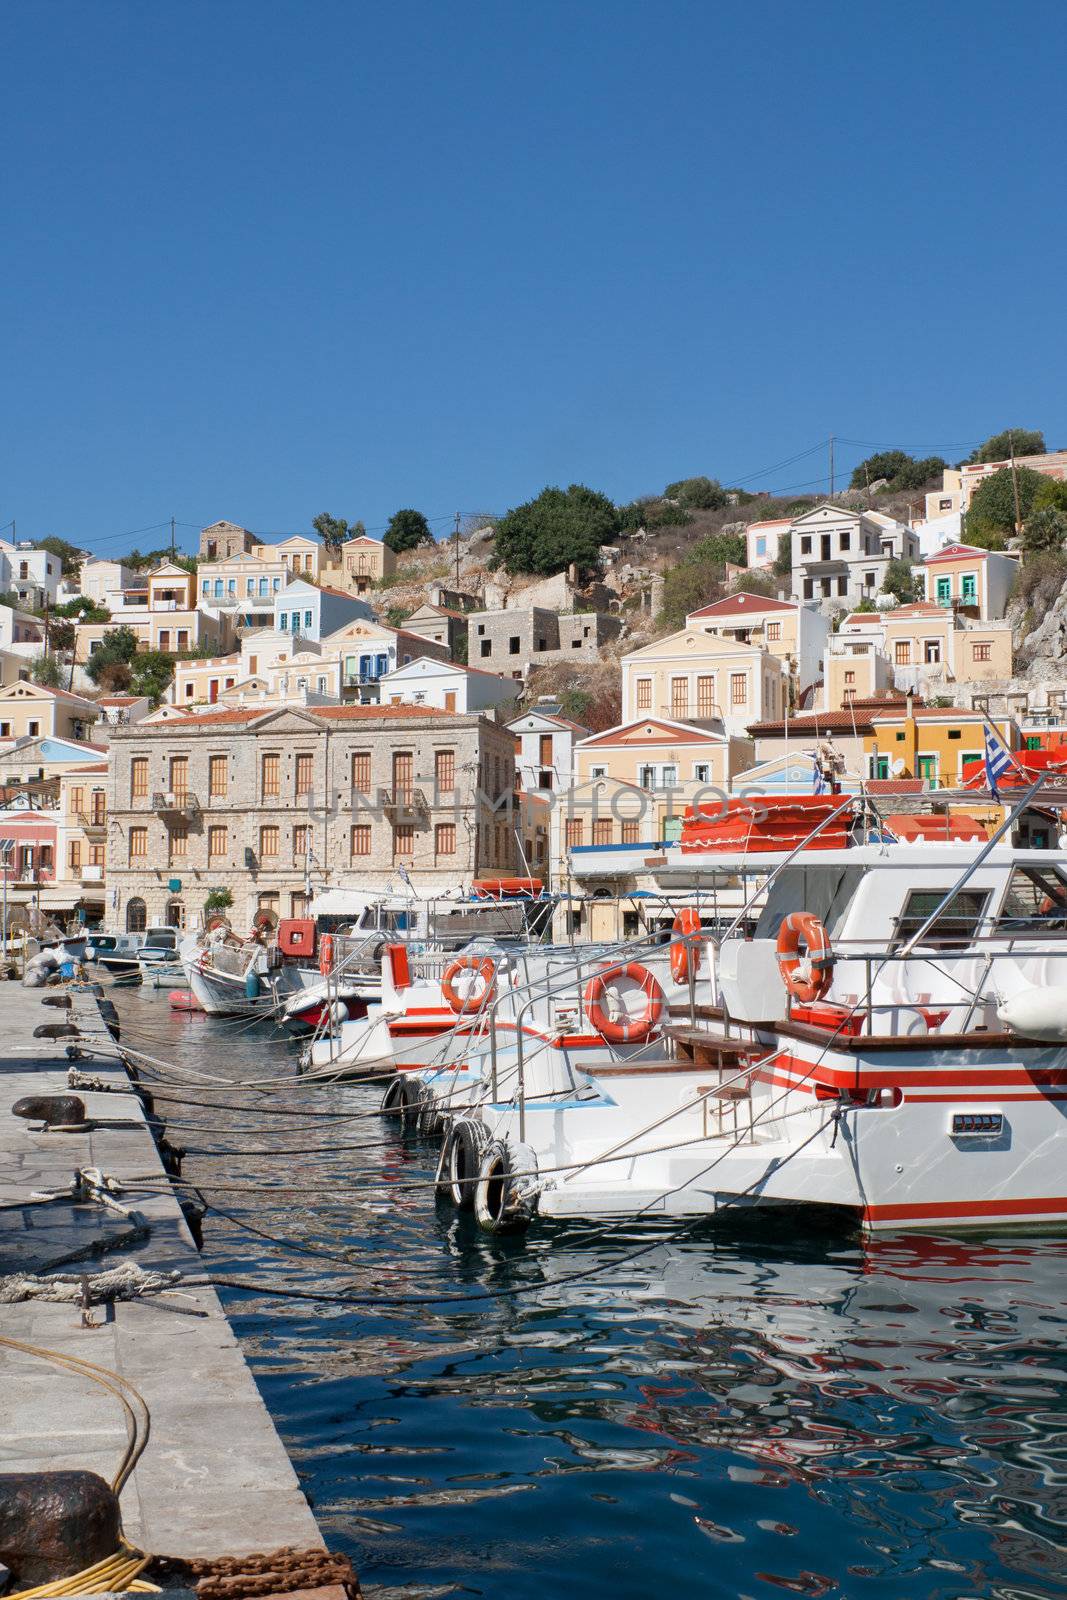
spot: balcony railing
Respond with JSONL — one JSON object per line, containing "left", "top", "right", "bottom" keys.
{"left": 80, "top": 864, "right": 105, "bottom": 882}
{"left": 152, "top": 791, "right": 201, "bottom": 819}
{"left": 77, "top": 812, "right": 107, "bottom": 834}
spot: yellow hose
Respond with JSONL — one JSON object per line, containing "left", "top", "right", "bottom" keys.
{"left": 0, "top": 1337, "right": 156, "bottom": 1596}
{"left": 9, "top": 1543, "right": 157, "bottom": 1597}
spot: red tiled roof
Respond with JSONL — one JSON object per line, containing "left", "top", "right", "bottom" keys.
{"left": 866, "top": 778, "right": 925, "bottom": 794}
{"left": 747, "top": 518, "right": 791, "bottom": 530}
{"left": 688, "top": 591, "right": 795, "bottom": 619}
{"left": 924, "top": 543, "right": 993, "bottom": 563}
{"left": 160, "top": 704, "right": 468, "bottom": 730}
{"left": 747, "top": 711, "right": 879, "bottom": 734}
{"left": 63, "top": 762, "right": 110, "bottom": 774}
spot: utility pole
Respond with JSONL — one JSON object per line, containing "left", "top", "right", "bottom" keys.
{"left": 1008, "top": 431, "right": 1022, "bottom": 536}
{"left": 170, "top": 517, "right": 176, "bottom": 562}
{"left": 829, "top": 435, "right": 835, "bottom": 498}
{"left": 453, "top": 511, "right": 461, "bottom": 589}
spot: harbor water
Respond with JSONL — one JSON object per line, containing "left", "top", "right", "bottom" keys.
{"left": 114, "top": 987, "right": 1067, "bottom": 1599}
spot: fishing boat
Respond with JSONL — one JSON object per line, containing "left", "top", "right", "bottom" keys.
{"left": 413, "top": 791, "right": 1067, "bottom": 1236}
{"left": 183, "top": 883, "right": 548, "bottom": 1022}
{"left": 85, "top": 925, "right": 174, "bottom": 981}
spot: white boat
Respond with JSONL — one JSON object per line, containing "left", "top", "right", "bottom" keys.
{"left": 407, "top": 794, "right": 1067, "bottom": 1236}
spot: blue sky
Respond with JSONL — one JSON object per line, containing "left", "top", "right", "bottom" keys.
{"left": 2, "top": 0, "right": 1065, "bottom": 556}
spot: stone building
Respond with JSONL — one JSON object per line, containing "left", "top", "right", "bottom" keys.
{"left": 467, "top": 606, "right": 622, "bottom": 678}
{"left": 106, "top": 704, "right": 520, "bottom": 931}
{"left": 199, "top": 521, "right": 258, "bottom": 561}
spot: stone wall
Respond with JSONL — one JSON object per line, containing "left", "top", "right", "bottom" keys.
{"left": 106, "top": 707, "right": 520, "bottom": 931}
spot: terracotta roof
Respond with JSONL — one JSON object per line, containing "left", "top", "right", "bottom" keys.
{"left": 747, "top": 711, "right": 880, "bottom": 735}
{"left": 161, "top": 704, "right": 468, "bottom": 730}
{"left": 688, "top": 591, "right": 796, "bottom": 619}
{"left": 317, "top": 584, "right": 368, "bottom": 601}
{"left": 866, "top": 778, "right": 925, "bottom": 794}
{"left": 97, "top": 694, "right": 143, "bottom": 705}
{"left": 870, "top": 706, "right": 991, "bottom": 722}
{"left": 63, "top": 762, "right": 110, "bottom": 774}
{"left": 747, "top": 518, "right": 791, "bottom": 530}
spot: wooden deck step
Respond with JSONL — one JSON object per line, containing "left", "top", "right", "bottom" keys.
{"left": 662, "top": 1025, "right": 761, "bottom": 1069}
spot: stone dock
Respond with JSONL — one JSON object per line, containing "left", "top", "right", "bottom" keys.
{"left": 0, "top": 980, "right": 333, "bottom": 1570}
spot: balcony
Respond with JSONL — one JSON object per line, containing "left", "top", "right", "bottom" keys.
{"left": 80, "top": 864, "right": 105, "bottom": 883}
{"left": 77, "top": 812, "right": 107, "bottom": 836}
{"left": 383, "top": 787, "right": 429, "bottom": 819}
{"left": 152, "top": 791, "right": 201, "bottom": 820}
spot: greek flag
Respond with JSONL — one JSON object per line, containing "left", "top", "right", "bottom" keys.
{"left": 396, "top": 864, "right": 414, "bottom": 892}
{"left": 812, "top": 760, "right": 827, "bottom": 795}
{"left": 984, "top": 724, "right": 1014, "bottom": 798}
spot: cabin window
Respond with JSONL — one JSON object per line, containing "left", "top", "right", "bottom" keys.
{"left": 891, "top": 888, "right": 991, "bottom": 950}
{"left": 996, "top": 866, "right": 1067, "bottom": 932}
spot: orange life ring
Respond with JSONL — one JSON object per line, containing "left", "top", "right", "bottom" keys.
{"left": 584, "top": 962, "right": 665, "bottom": 1044}
{"left": 319, "top": 933, "right": 334, "bottom": 976}
{"left": 670, "top": 908, "right": 703, "bottom": 983}
{"left": 776, "top": 912, "right": 834, "bottom": 1004}
{"left": 442, "top": 954, "right": 497, "bottom": 1015}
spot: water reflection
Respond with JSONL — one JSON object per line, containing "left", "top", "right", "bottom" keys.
{"left": 116, "top": 992, "right": 1067, "bottom": 1599}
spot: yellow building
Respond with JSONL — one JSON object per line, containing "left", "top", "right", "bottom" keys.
{"left": 685, "top": 590, "right": 829, "bottom": 697}
{"left": 76, "top": 562, "right": 232, "bottom": 657}
{"left": 251, "top": 535, "right": 322, "bottom": 579}
{"left": 574, "top": 716, "right": 753, "bottom": 794}
{"left": 58, "top": 762, "right": 108, "bottom": 898}
{"left": 0, "top": 681, "right": 99, "bottom": 743}
{"left": 622, "top": 626, "right": 787, "bottom": 738}
{"left": 321, "top": 536, "right": 396, "bottom": 596}
{"left": 824, "top": 604, "right": 1015, "bottom": 711}
{"left": 867, "top": 705, "right": 1016, "bottom": 786}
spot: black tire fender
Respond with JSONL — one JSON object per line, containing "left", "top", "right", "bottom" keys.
{"left": 444, "top": 1118, "right": 488, "bottom": 1211}
{"left": 474, "top": 1140, "right": 538, "bottom": 1235}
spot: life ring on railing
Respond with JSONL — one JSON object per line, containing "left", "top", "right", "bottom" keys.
{"left": 670, "top": 908, "right": 703, "bottom": 983}
{"left": 584, "top": 962, "right": 665, "bottom": 1044}
{"left": 777, "top": 912, "right": 834, "bottom": 1004}
{"left": 319, "top": 933, "right": 334, "bottom": 976}
{"left": 442, "top": 955, "right": 497, "bottom": 1015}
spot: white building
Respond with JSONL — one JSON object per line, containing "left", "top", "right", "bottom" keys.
{"left": 508, "top": 703, "right": 591, "bottom": 794}
{"left": 379, "top": 656, "right": 516, "bottom": 716}
{"left": 270, "top": 579, "right": 373, "bottom": 644}
{"left": 76, "top": 558, "right": 136, "bottom": 608}
{"left": 744, "top": 518, "right": 790, "bottom": 570}
{"left": 0, "top": 542, "right": 61, "bottom": 610}
{"left": 790, "top": 504, "right": 919, "bottom": 612}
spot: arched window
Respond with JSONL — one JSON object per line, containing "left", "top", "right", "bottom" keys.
{"left": 126, "top": 898, "right": 147, "bottom": 933}
{"left": 165, "top": 898, "right": 185, "bottom": 929}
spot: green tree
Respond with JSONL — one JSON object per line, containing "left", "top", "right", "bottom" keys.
{"left": 663, "top": 475, "right": 728, "bottom": 511}
{"left": 617, "top": 498, "right": 691, "bottom": 532}
{"left": 35, "top": 536, "right": 84, "bottom": 575}
{"left": 493, "top": 485, "right": 619, "bottom": 575}
{"left": 384, "top": 508, "right": 433, "bottom": 555}
{"left": 881, "top": 558, "right": 922, "bottom": 604}
{"left": 689, "top": 531, "right": 746, "bottom": 567}
{"left": 1030, "top": 478, "right": 1067, "bottom": 516}
{"left": 46, "top": 619, "right": 76, "bottom": 654}
{"left": 129, "top": 650, "right": 177, "bottom": 704}
{"left": 970, "top": 428, "right": 1045, "bottom": 464}
{"left": 773, "top": 529, "right": 793, "bottom": 577}
{"left": 966, "top": 466, "right": 1044, "bottom": 541}
{"left": 1021, "top": 506, "right": 1067, "bottom": 555}
{"left": 311, "top": 513, "right": 364, "bottom": 554}
{"left": 850, "top": 451, "right": 947, "bottom": 492}
{"left": 658, "top": 564, "right": 727, "bottom": 629}
{"left": 84, "top": 626, "right": 140, "bottom": 686}
{"left": 31, "top": 654, "right": 63, "bottom": 687}
{"left": 54, "top": 596, "right": 109, "bottom": 622}
{"left": 850, "top": 451, "right": 912, "bottom": 489}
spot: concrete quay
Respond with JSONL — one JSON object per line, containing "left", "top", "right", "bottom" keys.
{"left": 0, "top": 981, "right": 332, "bottom": 1568}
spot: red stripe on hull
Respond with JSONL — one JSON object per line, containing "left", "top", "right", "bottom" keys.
{"left": 866, "top": 1195, "right": 1067, "bottom": 1223}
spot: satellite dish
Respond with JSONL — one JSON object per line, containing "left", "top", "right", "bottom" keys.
{"left": 891, "top": 757, "right": 906, "bottom": 775}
